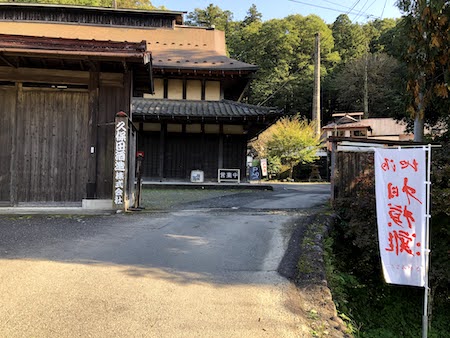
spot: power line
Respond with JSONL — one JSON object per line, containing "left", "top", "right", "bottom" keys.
{"left": 346, "top": 0, "right": 362, "bottom": 15}
{"left": 314, "top": 0, "right": 357, "bottom": 12}
{"left": 352, "top": 0, "right": 371, "bottom": 21}
{"left": 288, "top": 0, "right": 385, "bottom": 23}
{"left": 288, "top": 0, "right": 363, "bottom": 16}
{"left": 353, "top": 0, "right": 378, "bottom": 22}
{"left": 381, "top": 0, "right": 388, "bottom": 18}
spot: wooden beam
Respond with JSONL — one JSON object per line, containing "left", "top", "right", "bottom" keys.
{"left": 218, "top": 125, "right": 224, "bottom": 169}
{"left": 0, "top": 54, "right": 15, "bottom": 68}
{"left": 86, "top": 71, "right": 100, "bottom": 198}
{"left": 100, "top": 73, "right": 124, "bottom": 87}
{"left": 159, "top": 123, "right": 166, "bottom": 180}
{"left": 10, "top": 83, "right": 21, "bottom": 205}
{"left": 0, "top": 66, "right": 124, "bottom": 86}
{"left": 330, "top": 141, "right": 337, "bottom": 204}
{"left": 0, "top": 66, "right": 89, "bottom": 84}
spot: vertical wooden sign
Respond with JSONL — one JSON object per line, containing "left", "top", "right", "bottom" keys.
{"left": 113, "top": 112, "right": 129, "bottom": 210}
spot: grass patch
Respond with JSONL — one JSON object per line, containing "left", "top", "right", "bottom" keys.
{"left": 141, "top": 189, "right": 252, "bottom": 210}
{"left": 324, "top": 221, "right": 450, "bottom": 338}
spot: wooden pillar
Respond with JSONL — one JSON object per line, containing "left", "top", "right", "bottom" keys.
{"left": 163, "top": 78, "right": 168, "bottom": 99}
{"left": 218, "top": 124, "right": 224, "bottom": 169}
{"left": 124, "top": 70, "right": 132, "bottom": 115}
{"left": 159, "top": 123, "right": 166, "bottom": 181}
{"left": 182, "top": 79, "right": 187, "bottom": 100}
{"left": 10, "top": 82, "right": 21, "bottom": 206}
{"left": 201, "top": 80, "right": 206, "bottom": 100}
{"left": 87, "top": 71, "right": 99, "bottom": 198}
{"left": 330, "top": 140, "right": 337, "bottom": 204}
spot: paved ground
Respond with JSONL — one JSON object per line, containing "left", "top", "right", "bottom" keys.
{"left": 0, "top": 183, "right": 330, "bottom": 337}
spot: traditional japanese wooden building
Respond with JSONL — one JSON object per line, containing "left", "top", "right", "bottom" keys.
{"left": 0, "top": 33, "right": 150, "bottom": 206}
{"left": 0, "top": 3, "right": 281, "bottom": 206}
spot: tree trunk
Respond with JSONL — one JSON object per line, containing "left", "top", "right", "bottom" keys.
{"left": 414, "top": 114, "right": 425, "bottom": 142}
{"left": 414, "top": 92, "right": 425, "bottom": 142}
{"left": 289, "top": 163, "right": 294, "bottom": 180}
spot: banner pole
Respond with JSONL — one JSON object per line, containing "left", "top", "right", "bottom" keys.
{"left": 422, "top": 144, "right": 432, "bottom": 338}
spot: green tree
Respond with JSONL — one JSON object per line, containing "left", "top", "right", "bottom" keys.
{"left": 330, "top": 52, "right": 406, "bottom": 117}
{"left": 242, "top": 4, "right": 262, "bottom": 26}
{"left": 266, "top": 116, "right": 320, "bottom": 179}
{"left": 229, "top": 14, "right": 339, "bottom": 115}
{"left": 185, "top": 4, "right": 233, "bottom": 31}
{"left": 364, "top": 18, "right": 398, "bottom": 53}
{"left": 331, "top": 14, "right": 367, "bottom": 63}
{"left": 396, "top": 0, "right": 450, "bottom": 141}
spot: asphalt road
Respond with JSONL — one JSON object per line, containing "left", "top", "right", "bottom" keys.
{"left": 0, "top": 183, "right": 330, "bottom": 338}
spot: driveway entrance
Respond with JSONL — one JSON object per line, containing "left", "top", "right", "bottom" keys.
{"left": 0, "top": 184, "right": 333, "bottom": 337}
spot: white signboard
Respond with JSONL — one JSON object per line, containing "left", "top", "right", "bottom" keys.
{"left": 218, "top": 169, "right": 240, "bottom": 183}
{"left": 375, "top": 148, "right": 426, "bottom": 287}
{"left": 114, "top": 120, "right": 127, "bottom": 206}
{"left": 260, "top": 158, "right": 268, "bottom": 177}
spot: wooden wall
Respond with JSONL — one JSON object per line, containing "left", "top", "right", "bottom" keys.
{"left": 223, "top": 134, "right": 247, "bottom": 170}
{"left": 139, "top": 131, "right": 247, "bottom": 181}
{"left": 333, "top": 151, "right": 374, "bottom": 199}
{"left": 16, "top": 88, "right": 89, "bottom": 202}
{"left": 0, "top": 6, "right": 175, "bottom": 28}
{"left": 0, "top": 66, "right": 130, "bottom": 204}
{"left": 0, "top": 86, "right": 14, "bottom": 204}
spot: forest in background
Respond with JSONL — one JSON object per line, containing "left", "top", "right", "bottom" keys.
{"left": 6, "top": 1, "right": 449, "bottom": 136}
{"left": 184, "top": 2, "right": 449, "bottom": 140}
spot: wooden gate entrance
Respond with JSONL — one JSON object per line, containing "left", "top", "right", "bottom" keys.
{"left": 0, "top": 85, "right": 89, "bottom": 204}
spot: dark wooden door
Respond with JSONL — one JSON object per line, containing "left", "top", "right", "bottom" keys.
{"left": 0, "top": 87, "right": 15, "bottom": 204}
{"left": 16, "top": 89, "right": 89, "bottom": 202}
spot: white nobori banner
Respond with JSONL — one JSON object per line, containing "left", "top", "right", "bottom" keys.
{"left": 374, "top": 148, "right": 427, "bottom": 287}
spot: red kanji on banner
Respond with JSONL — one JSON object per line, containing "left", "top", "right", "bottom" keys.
{"left": 387, "top": 183, "right": 399, "bottom": 199}
{"left": 381, "top": 158, "right": 397, "bottom": 172}
{"left": 403, "top": 205, "right": 415, "bottom": 229}
{"left": 385, "top": 230, "right": 415, "bottom": 256}
{"left": 400, "top": 159, "right": 419, "bottom": 172}
{"left": 402, "top": 177, "right": 423, "bottom": 205}
{"left": 388, "top": 203, "right": 403, "bottom": 227}
{"left": 375, "top": 148, "right": 426, "bottom": 287}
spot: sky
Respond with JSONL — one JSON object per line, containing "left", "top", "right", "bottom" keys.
{"left": 151, "top": 0, "right": 404, "bottom": 23}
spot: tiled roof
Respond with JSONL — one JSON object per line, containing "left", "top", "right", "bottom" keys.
{"left": 146, "top": 28, "right": 258, "bottom": 71}
{"left": 132, "top": 98, "right": 281, "bottom": 118}
{"left": 150, "top": 49, "right": 258, "bottom": 71}
{"left": 323, "top": 118, "right": 410, "bottom": 136}
{"left": 322, "top": 122, "right": 371, "bottom": 130}
{"left": 0, "top": 34, "right": 149, "bottom": 60}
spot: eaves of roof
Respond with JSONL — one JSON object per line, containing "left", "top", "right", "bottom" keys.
{"left": 132, "top": 98, "right": 282, "bottom": 119}
{"left": 322, "top": 123, "right": 371, "bottom": 130}
{"left": 0, "top": 34, "right": 149, "bottom": 61}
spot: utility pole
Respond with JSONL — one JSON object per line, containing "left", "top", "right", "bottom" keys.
{"left": 363, "top": 52, "right": 369, "bottom": 118}
{"left": 113, "top": 0, "right": 117, "bottom": 9}
{"left": 312, "top": 32, "right": 321, "bottom": 138}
